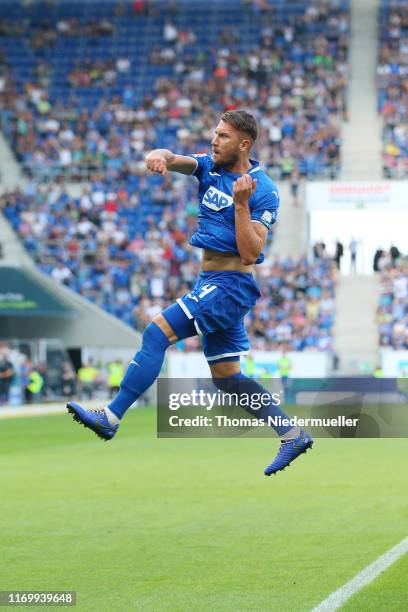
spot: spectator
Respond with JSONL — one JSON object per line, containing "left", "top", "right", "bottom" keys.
{"left": 289, "top": 168, "right": 300, "bottom": 206}
{"left": 0, "top": 345, "right": 14, "bottom": 405}
{"left": 373, "top": 248, "right": 385, "bottom": 272}
{"left": 349, "top": 238, "right": 358, "bottom": 273}
{"left": 377, "top": 251, "right": 408, "bottom": 349}
{"left": 390, "top": 244, "right": 401, "bottom": 267}
{"left": 61, "top": 360, "right": 77, "bottom": 397}
{"left": 163, "top": 21, "right": 178, "bottom": 44}
{"left": 78, "top": 359, "right": 100, "bottom": 400}
{"left": 23, "top": 359, "right": 45, "bottom": 403}
{"left": 334, "top": 240, "right": 344, "bottom": 270}
{"left": 107, "top": 359, "right": 125, "bottom": 398}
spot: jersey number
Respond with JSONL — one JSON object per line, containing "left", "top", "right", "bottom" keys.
{"left": 187, "top": 284, "right": 217, "bottom": 302}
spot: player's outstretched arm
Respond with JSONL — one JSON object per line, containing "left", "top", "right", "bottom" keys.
{"left": 145, "top": 149, "right": 197, "bottom": 176}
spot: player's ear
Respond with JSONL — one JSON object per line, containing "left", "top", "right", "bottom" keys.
{"left": 240, "top": 138, "right": 251, "bottom": 152}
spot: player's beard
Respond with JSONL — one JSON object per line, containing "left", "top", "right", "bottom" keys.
{"left": 214, "top": 151, "right": 239, "bottom": 170}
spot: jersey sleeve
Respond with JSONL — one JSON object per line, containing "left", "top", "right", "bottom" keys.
{"left": 186, "top": 153, "right": 212, "bottom": 181}
{"left": 251, "top": 187, "right": 279, "bottom": 230}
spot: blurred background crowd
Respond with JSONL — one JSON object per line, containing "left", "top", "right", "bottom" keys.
{"left": 0, "top": 0, "right": 406, "bottom": 405}
{"left": 378, "top": 3, "right": 408, "bottom": 178}
{"left": 1, "top": 184, "right": 340, "bottom": 353}
{"left": 0, "top": 340, "right": 130, "bottom": 405}
{"left": 0, "top": 0, "right": 349, "bottom": 182}
{"left": 377, "top": 253, "right": 408, "bottom": 350}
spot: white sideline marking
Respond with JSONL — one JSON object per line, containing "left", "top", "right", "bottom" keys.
{"left": 0, "top": 400, "right": 99, "bottom": 420}
{"left": 312, "top": 536, "right": 408, "bottom": 611}
{"left": 0, "top": 404, "right": 68, "bottom": 419}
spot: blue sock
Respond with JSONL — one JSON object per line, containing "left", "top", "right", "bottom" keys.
{"left": 108, "top": 302, "right": 198, "bottom": 419}
{"left": 108, "top": 323, "right": 171, "bottom": 419}
{"left": 213, "top": 372, "right": 293, "bottom": 437}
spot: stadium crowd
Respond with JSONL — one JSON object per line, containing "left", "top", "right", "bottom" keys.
{"left": 0, "top": 0, "right": 349, "bottom": 181}
{"left": 1, "top": 181, "right": 338, "bottom": 353}
{"left": 0, "top": 340, "right": 132, "bottom": 406}
{"left": 376, "top": 249, "right": 408, "bottom": 349}
{"left": 378, "top": 1, "right": 408, "bottom": 178}
{"left": 0, "top": 0, "right": 350, "bottom": 400}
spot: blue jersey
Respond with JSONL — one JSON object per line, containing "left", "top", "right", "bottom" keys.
{"left": 187, "top": 153, "right": 279, "bottom": 264}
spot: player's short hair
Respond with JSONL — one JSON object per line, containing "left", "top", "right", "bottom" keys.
{"left": 220, "top": 110, "right": 259, "bottom": 144}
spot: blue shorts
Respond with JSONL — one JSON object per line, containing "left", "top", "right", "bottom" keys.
{"left": 177, "top": 271, "right": 261, "bottom": 363}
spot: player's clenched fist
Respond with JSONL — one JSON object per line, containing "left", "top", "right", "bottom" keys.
{"left": 145, "top": 154, "right": 168, "bottom": 176}
{"left": 233, "top": 174, "right": 257, "bottom": 207}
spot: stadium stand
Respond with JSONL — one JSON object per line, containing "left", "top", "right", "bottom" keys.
{"left": 0, "top": 0, "right": 349, "bottom": 181}
{"left": 0, "top": 0, "right": 349, "bottom": 359}
{"left": 1, "top": 184, "right": 337, "bottom": 352}
{"left": 378, "top": 1, "right": 408, "bottom": 178}
{"left": 247, "top": 254, "right": 337, "bottom": 351}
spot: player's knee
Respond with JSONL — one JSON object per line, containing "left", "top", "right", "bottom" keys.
{"left": 151, "top": 313, "right": 169, "bottom": 333}
{"left": 140, "top": 322, "right": 171, "bottom": 353}
{"left": 152, "top": 313, "right": 177, "bottom": 342}
{"left": 212, "top": 373, "right": 243, "bottom": 394}
{"left": 210, "top": 361, "right": 241, "bottom": 379}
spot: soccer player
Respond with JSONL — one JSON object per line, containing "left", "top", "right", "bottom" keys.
{"left": 67, "top": 110, "right": 313, "bottom": 475}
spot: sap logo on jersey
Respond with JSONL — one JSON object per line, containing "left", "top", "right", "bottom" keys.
{"left": 202, "top": 186, "right": 234, "bottom": 211}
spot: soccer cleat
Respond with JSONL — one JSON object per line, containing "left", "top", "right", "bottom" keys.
{"left": 264, "top": 430, "right": 313, "bottom": 476}
{"left": 67, "top": 402, "right": 119, "bottom": 441}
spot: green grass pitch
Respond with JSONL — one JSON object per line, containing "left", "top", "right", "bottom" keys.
{"left": 1, "top": 407, "right": 407, "bottom": 611}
